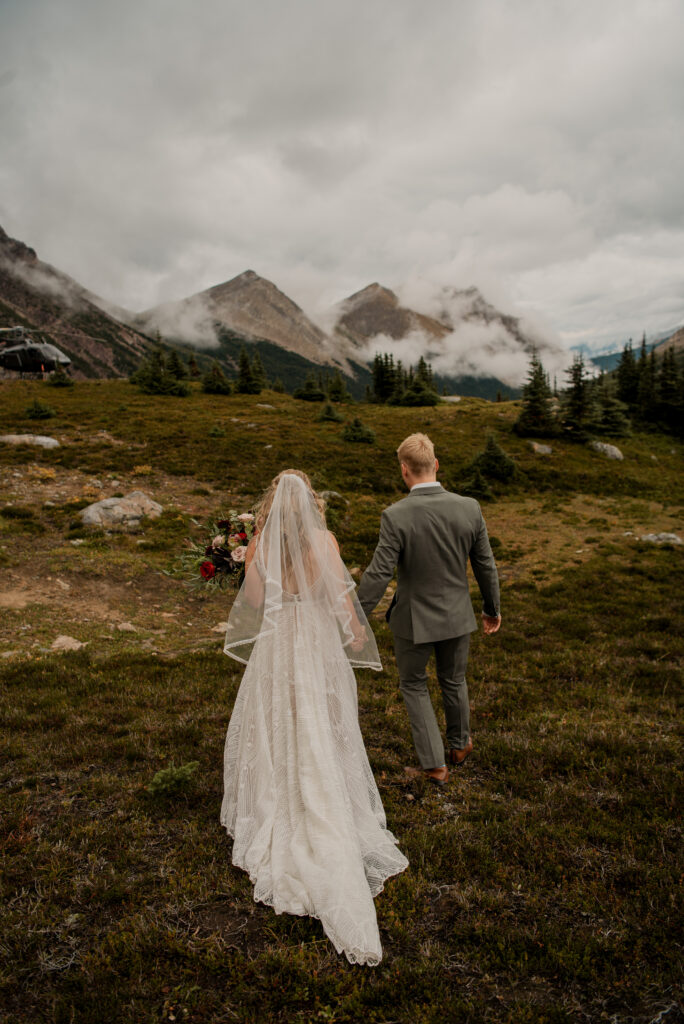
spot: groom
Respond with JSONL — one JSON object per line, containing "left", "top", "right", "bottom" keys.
{"left": 357, "top": 432, "right": 501, "bottom": 786}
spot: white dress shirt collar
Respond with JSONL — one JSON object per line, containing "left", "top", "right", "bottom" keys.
{"left": 410, "top": 481, "right": 441, "bottom": 491}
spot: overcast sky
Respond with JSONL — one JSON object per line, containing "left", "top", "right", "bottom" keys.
{"left": 1, "top": 0, "right": 683, "bottom": 353}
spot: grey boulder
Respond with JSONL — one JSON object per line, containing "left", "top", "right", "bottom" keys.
{"left": 590, "top": 441, "right": 624, "bottom": 461}
{"left": 81, "top": 490, "right": 162, "bottom": 529}
{"left": 0, "top": 433, "right": 60, "bottom": 449}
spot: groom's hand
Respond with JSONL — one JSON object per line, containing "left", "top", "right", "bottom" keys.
{"left": 482, "top": 612, "right": 501, "bottom": 635}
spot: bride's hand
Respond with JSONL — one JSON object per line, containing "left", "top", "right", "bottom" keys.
{"left": 351, "top": 627, "right": 367, "bottom": 652}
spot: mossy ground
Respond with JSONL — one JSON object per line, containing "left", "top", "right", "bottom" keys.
{"left": 0, "top": 380, "right": 682, "bottom": 1023}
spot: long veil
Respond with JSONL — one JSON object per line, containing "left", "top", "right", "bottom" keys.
{"left": 224, "top": 473, "right": 381, "bottom": 670}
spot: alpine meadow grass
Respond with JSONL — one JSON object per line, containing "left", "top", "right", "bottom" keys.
{"left": 0, "top": 379, "right": 682, "bottom": 1023}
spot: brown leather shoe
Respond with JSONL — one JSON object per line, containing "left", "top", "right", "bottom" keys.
{"left": 447, "top": 737, "right": 473, "bottom": 766}
{"left": 404, "top": 765, "right": 449, "bottom": 786}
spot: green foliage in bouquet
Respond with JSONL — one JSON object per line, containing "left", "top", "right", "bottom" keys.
{"left": 164, "top": 509, "right": 255, "bottom": 589}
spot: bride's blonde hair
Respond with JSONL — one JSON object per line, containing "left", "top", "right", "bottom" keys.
{"left": 254, "top": 469, "right": 326, "bottom": 533}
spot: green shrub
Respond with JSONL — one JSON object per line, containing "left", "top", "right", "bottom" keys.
{"left": 470, "top": 435, "right": 517, "bottom": 482}
{"left": 46, "top": 365, "right": 74, "bottom": 388}
{"left": 24, "top": 399, "right": 55, "bottom": 420}
{"left": 317, "top": 402, "right": 344, "bottom": 423}
{"left": 342, "top": 417, "right": 375, "bottom": 443}
{"left": 458, "top": 467, "right": 494, "bottom": 501}
{"left": 202, "top": 362, "right": 233, "bottom": 395}
{"left": 147, "top": 761, "right": 199, "bottom": 798}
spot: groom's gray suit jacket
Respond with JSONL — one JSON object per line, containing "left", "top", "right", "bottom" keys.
{"left": 356, "top": 484, "right": 500, "bottom": 644}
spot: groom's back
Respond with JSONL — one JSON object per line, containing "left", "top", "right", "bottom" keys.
{"left": 384, "top": 486, "right": 497, "bottom": 643}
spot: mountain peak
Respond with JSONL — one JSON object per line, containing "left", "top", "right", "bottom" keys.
{"left": 140, "top": 269, "right": 336, "bottom": 365}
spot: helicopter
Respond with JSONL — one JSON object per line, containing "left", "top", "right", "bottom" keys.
{"left": 0, "top": 326, "right": 72, "bottom": 377}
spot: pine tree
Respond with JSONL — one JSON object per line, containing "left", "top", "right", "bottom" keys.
{"left": 187, "top": 352, "right": 200, "bottom": 377}
{"left": 166, "top": 350, "right": 188, "bottom": 380}
{"left": 236, "top": 347, "right": 261, "bottom": 395}
{"left": 594, "top": 377, "right": 631, "bottom": 437}
{"left": 470, "top": 435, "right": 516, "bottom": 482}
{"left": 616, "top": 341, "right": 639, "bottom": 407}
{"left": 272, "top": 377, "right": 285, "bottom": 393}
{"left": 513, "top": 352, "right": 558, "bottom": 437}
{"left": 293, "top": 372, "right": 326, "bottom": 402}
{"left": 342, "top": 417, "right": 375, "bottom": 443}
{"left": 561, "top": 354, "right": 592, "bottom": 439}
{"left": 202, "top": 361, "right": 233, "bottom": 395}
{"left": 656, "top": 346, "right": 682, "bottom": 432}
{"left": 250, "top": 351, "right": 268, "bottom": 390}
{"left": 637, "top": 345, "right": 658, "bottom": 423}
{"left": 317, "top": 401, "right": 344, "bottom": 423}
{"left": 131, "top": 348, "right": 189, "bottom": 396}
{"left": 326, "top": 369, "right": 351, "bottom": 403}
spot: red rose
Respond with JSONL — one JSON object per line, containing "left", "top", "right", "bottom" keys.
{"left": 238, "top": 531, "right": 247, "bottom": 540}
{"left": 200, "top": 561, "right": 216, "bottom": 580}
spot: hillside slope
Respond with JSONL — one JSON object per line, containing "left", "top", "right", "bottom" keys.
{"left": 0, "top": 226, "right": 154, "bottom": 378}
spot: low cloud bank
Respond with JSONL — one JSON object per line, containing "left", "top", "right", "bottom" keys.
{"left": 139, "top": 296, "right": 220, "bottom": 349}
{"left": 354, "top": 279, "right": 569, "bottom": 387}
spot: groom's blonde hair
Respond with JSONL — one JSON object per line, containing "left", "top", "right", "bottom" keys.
{"left": 397, "top": 433, "right": 436, "bottom": 476}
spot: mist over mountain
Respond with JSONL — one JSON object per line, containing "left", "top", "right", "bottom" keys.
{"left": 0, "top": 221, "right": 635, "bottom": 397}
{"left": 135, "top": 270, "right": 342, "bottom": 367}
{"left": 0, "top": 225, "right": 153, "bottom": 378}
{"left": 332, "top": 280, "right": 567, "bottom": 387}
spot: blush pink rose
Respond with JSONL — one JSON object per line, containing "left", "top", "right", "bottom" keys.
{"left": 231, "top": 546, "right": 248, "bottom": 563}
{"left": 237, "top": 512, "right": 254, "bottom": 522}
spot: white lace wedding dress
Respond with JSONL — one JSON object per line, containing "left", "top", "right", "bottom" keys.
{"left": 221, "top": 475, "right": 408, "bottom": 965}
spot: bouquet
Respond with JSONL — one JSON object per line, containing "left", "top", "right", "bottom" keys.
{"left": 166, "top": 509, "right": 256, "bottom": 589}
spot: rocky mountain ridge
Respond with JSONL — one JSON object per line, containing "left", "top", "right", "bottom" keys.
{"left": 136, "top": 269, "right": 340, "bottom": 367}
{"left": 0, "top": 225, "right": 153, "bottom": 378}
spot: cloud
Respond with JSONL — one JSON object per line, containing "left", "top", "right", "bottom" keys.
{"left": 0, "top": 0, "right": 683, "bottom": 355}
{"left": 0, "top": 254, "right": 87, "bottom": 311}
{"left": 138, "top": 295, "right": 220, "bottom": 349}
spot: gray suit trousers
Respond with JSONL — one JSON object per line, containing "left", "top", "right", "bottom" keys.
{"left": 393, "top": 633, "right": 471, "bottom": 768}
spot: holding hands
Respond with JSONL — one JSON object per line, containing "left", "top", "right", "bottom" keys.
{"left": 482, "top": 612, "right": 502, "bottom": 635}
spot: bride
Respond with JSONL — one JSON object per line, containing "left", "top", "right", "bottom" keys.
{"left": 221, "top": 469, "right": 408, "bottom": 965}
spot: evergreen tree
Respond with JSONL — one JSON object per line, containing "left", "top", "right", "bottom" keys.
{"left": 202, "top": 361, "right": 233, "bottom": 395}
{"left": 272, "top": 377, "right": 285, "bottom": 393}
{"left": 459, "top": 466, "right": 494, "bottom": 502}
{"left": 293, "top": 372, "right": 326, "bottom": 402}
{"left": 470, "top": 435, "right": 516, "bottom": 482}
{"left": 250, "top": 351, "right": 268, "bottom": 390}
{"left": 131, "top": 348, "right": 188, "bottom": 396}
{"left": 513, "top": 352, "right": 558, "bottom": 437}
{"left": 561, "top": 354, "right": 592, "bottom": 439}
{"left": 342, "top": 417, "right": 375, "bottom": 443}
{"left": 236, "top": 347, "right": 261, "bottom": 395}
{"left": 187, "top": 352, "right": 200, "bottom": 377}
{"left": 166, "top": 350, "right": 188, "bottom": 380}
{"left": 637, "top": 348, "right": 658, "bottom": 422}
{"left": 594, "top": 377, "right": 631, "bottom": 437}
{"left": 616, "top": 341, "right": 639, "bottom": 406}
{"left": 317, "top": 401, "right": 345, "bottom": 423}
{"left": 326, "top": 369, "right": 351, "bottom": 403}
{"left": 657, "top": 346, "right": 682, "bottom": 432}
